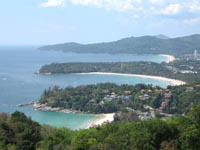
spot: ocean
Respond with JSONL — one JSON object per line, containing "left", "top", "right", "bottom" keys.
{"left": 0, "top": 46, "right": 169, "bottom": 129}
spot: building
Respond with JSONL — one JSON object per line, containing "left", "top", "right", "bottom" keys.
{"left": 164, "top": 93, "right": 172, "bottom": 99}
{"left": 139, "top": 94, "right": 150, "bottom": 100}
{"left": 183, "top": 49, "right": 200, "bottom": 60}
{"left": 194, "top": 49, "right": 198, "bottom": 59}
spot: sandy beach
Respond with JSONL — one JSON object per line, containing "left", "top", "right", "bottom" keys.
{"left": 87, "top": 113, "right": 115, "bottom": 128}
{"left": 159, "top": 54, "right": 175, "bottom": 63}
{"left": 80, "top": 72, "right": 186, "bottom": 86}
{"left": 29, "top": 102, "right": 115, "bottom": 128}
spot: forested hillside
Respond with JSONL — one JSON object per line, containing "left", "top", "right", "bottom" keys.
{"left": 1, "top": 104, "right": 200, "bottom": 150}
{"left": 39, "top": 60, "right": 200, "bottom": 84}
{"left": 38, "top": 83, "right": 200, "bottom": 115}
{"left": 39, "top": 34, "right": 200, "bottom": 56}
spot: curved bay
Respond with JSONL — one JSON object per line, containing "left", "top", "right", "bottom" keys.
{"left": 0, "top": 46, "right": 169, "bottom": 129}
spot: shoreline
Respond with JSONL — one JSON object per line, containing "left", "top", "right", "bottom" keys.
{"left": 79, "top": 72, "right": 186, "bottom": 86}
{"left": 25, "top": 102, "right": 115, "bottom": 128}
{"left": 159, "top": 54, "right": 175, "bottom": 63}
{"left": 87, "top": 113, "right": 115, "bottom": 128}
{"left": 31, "top": 102, "right": 83, "bottom": 114}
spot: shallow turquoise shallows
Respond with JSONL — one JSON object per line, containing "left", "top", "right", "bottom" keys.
{"left": 0, "top": 46, "right": 169, "bottom": 129}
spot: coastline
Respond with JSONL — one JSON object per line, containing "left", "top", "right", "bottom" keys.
{"left": 79, "top": 72, "right": 186, "bottom": 86}
{"left": 159, "top": 54, "right": 175, "bottom": 63}
{"left": 27, "top": 102, "right": 115, "bottom": 128}
{"left": 87, "top": 113, "right": 115, "bottom": 128}
{"left": 31, "top": 102, "right": 83, "bottom": 114}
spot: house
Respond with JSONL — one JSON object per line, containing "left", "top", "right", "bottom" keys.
{"left": 121, "top": 95, "right": 131, "bottom": 101}
{"left": 156, "top": 109, "right": 163, "bottom": 113}
{"left": 164, "top": 89, "right": 170, "bottom": 92}
{"left": 147, "top": 90, "right": 153, "bottom": 93}
{"left": 103, "top": 92, "right": 118, "bottom": 101}
{"left": 138, "top": 111, "right": 153, "bottom": 120}
{"left": 180, "top": 70, "right": 197, "bottom": 74}
{"left": 139, "top": 94, "right": 150, "bottom": 100}
{"left": 124, "top": 90, "right": 131, "bottom": 95}
{"left": 185, "top": 87, "right": 194, "bottom": 92}
{"left": 195, "top": 84, "right": 200, "bottom": 88}
{"left": 111, "top": 92, "right": 116, "bottom": 95}
{"left": 126, "top": 107, "right": 135, "bottom": 111}
{"left": 140, "top": 89, "right": 146, "bottom": 94}
{"left": 88, "top": 99, "right": 96, "bottom": 103}
{"left": 164, "top": 93, "right": 172, "bottom": 99}
{"left": 154, "top": 89, "right": 163, "bottom": 93}
{"left": 110, "top": 94, "right": 117, "bottom": 99}
{"left": 161, "top": 101, "right": 168, "bottom": 108}
{"left": 103, "top": 95, "right": 113, "bottom": 101}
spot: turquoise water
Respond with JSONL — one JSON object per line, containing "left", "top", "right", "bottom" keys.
{"left": 0, "top": 46, "right": 168, "bottom": 129}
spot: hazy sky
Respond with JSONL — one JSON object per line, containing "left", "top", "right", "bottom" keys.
{"left": 1, "top": 0, "right": 200, "bottom": 45}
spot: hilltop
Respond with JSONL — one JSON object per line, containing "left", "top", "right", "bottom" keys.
{"left": 39, "top": 34, "right": 200, "bottom": 56}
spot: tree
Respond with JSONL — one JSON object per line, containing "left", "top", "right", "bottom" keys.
{"left": 178, "top": 125, "right": 200, "bottom": 150}
{"left": 189, "top": 103, "right": 200, "bottom": 125}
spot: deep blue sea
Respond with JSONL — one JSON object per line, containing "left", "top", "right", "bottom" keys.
{"left": 0, "top": 46, "right": 169, "bottom": 129}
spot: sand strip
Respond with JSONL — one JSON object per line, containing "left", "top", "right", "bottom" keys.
{"left": 80, "top": 72, "right": 186, "bottom": 86}
{"left": 159, "top": 54, "right": 175, "bottom": 63}
{"left": 87, "top": 113, "right": 115, "bottom": 128}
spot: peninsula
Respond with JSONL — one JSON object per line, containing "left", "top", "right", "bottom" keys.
{"left": 32, "top": 83, "right": 200, "bottom": 118}
{"left": 38, "top": 59, "right": 200, "bottom": 84}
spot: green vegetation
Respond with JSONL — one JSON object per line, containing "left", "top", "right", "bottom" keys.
{"left": 1, "top": 104, "right": 200, "bottom": 150}
{"left": 39, "top": 60, "right": 200, "bottom": 84}
{"left": 0, "top": 111, "right": 41, "bottom": 150}
{"left": 171, "top": 59, "right": 200, "bottom": 73}
{"left": 39, "top": 62, "right": 169, "bottom": 75}
{"left": 39, "top": 34, "right": 200, "bottom": 56}
{"left": 39, "top": 83, "right": 200, "bottom": 115}
{"left": 39, "top": 83, "right": 152, "bottom": 113}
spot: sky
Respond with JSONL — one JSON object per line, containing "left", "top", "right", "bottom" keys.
{"left": 0, "top": 0, "right": 200, "bottom": 45}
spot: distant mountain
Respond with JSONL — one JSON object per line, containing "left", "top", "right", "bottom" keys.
{"left": 39, "top": 34, "right": 200, "bottom": 56}
{"left": 154, "top": 34, "right": 169, "bottom": 39}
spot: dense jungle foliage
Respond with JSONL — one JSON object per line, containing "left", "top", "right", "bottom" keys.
{"left": 39, "top": 60, "right": 200, "bottom": 84}
{"left": 39, "top": 83, "right": 200, "bottom": 115}
{"left": 1, "top": 103, "right": 200, "bottom": 150}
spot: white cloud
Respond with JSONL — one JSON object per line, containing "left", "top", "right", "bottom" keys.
{"left": 39, "top": 0, "right": 66, "bottom": 7}
{"left": 149, "top": 0, "right": 164, "bottom": 5}
{"left": 184, "top": 17, "right": 200, "bottom": 25}
{"left": 132, "top": 14, "right": 140, "bottom": 19}
{"left": 70, "top": 0, "right": 102, "bottom": 7}
{"left": 159, "top": 3, "right": 182, "bottom": 15}
{"left": 188, "top": 1, "right": 200, "bottom": 12}
{"left": 70, "top": 0, "right": 143, "bottom": 11}
{"left": 38, "top": 0, "right": 200, "bottom": 22}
